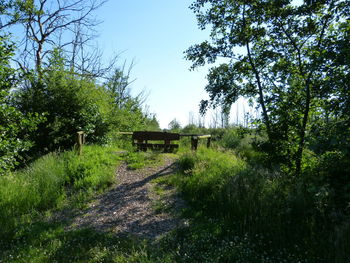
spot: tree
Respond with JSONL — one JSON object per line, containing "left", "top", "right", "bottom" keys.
{"left": 168, "top": 119, "right": 181, "bottom": 131}
{"left": 104, "top": 62, "right": 157, "bottom": 132}
{"left": 0, "top": 35, "right": 40, "bottom": 174}
{"left": 186, "top": 0, "right": 349, "bottom": 174}
{"left": 16, "top": 48, "right": 112, "bottom": 153}
{"left": 105, "top": 61, "right": 136, "bottom": 109}
{"left": 0, "top": 0, "right": 107, "bottom": 76}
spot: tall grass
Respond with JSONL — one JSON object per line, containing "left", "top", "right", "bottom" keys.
{"left": 64, "top": 145, "right": 119, "bottom": 190}
{"left": 173, "top": 148, "right": 349, "bottom": 262}
{"left": 0, "top": 145, "right": 120, "bottom": 239}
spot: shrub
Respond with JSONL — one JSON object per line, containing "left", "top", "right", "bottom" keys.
{"left": 16, "top": 49, "right": 112, "bottom": 154}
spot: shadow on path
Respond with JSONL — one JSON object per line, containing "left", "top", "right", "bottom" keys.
{"left": 70, "top": 157, "right": 183, "bottom": 240}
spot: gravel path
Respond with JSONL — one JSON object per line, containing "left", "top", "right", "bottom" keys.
{"left": 70, "top": 155, "right": 185, "bottom": 240}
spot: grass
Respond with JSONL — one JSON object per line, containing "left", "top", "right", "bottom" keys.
{"left": 125, "top": 151, "right": 165, "bottom": 170}
{"left": 0, "top": 221, "right": 174, "bottom": 263}
{"left": 0, "top": 146, "right": 178, "bottom": 263}
{"left": 159, "top": 146, "right": 350, "bottom": 262}
{"left": 63, "top": 145, "right": 121, "bottom": 191}
{"left": 2, "top": 142, "right": 349, "bottom": 262}
{"left": 0, "top": 145, "right": 122, "bottom": 240}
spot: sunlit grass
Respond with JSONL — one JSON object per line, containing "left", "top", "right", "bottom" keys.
{"left": 0, "top": 145, "right": 121, "bottom": 240}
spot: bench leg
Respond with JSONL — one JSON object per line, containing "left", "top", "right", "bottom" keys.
{"left": 207, "top": 137, "right": 211, "bottom": 148}
{"left": 191, "top": 137, "right": 198, "bottom": 151}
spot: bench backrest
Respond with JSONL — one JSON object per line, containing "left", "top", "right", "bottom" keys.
{"left": 132, "top": 131, "right": 180, "bottom": 141}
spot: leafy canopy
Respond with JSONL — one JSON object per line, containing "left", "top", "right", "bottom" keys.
{"left": 186, "top": 0, "right": 350, "bottom": 173}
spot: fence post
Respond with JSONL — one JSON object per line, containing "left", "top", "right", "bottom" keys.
{"left": 191, "top": 136, "right": 198, "bottom": 151}
{"left": 76, "top": 131, "right": 84, "bottom": 155}
{"left": 207, "top": 137, "right": 211, "bottom": 148}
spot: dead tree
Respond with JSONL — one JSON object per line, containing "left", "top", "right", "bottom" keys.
{"left": 1, "top": 0, "right": 108, "bottom": 77}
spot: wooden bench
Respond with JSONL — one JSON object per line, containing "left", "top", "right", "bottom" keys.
{"left": 132, "top": 131, "right": 180, "bottom": 152}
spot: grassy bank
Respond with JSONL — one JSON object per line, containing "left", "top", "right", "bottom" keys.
{"left": 161, "top": 147, "right": 350, "bottom": 262}
{"left": 0, "top": 145, "right": 121, "bottom": 241}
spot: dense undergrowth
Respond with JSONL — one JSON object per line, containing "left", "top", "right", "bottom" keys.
{"left": 163, "top": 146, "right": 350, "bottom": 262}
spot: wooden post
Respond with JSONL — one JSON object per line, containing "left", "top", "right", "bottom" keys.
{"left": 77, "top": 131, "right": 84, "bottom": 155}
{"left": 164, "top": 139, "right": 169, "bottom": 153}
{"left": 207, "top": 137, "right": 211, "bottom": 148}
{"left": 191, "top": 136, "right": 198, "bottom": 151}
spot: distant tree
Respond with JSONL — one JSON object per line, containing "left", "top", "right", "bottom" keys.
{"left": 144, "top": 113, "right": 160, "bottom": 131}
{"left": 186, "top": 0, "right": 350, "bottom": 174}
{"left": 168, "top": 119, "right": 181, "bottom": 131}
{"left": 105, "top": 61, "right": 136, "bottom": 109}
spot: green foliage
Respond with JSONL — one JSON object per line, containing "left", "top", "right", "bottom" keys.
{"left": 186, "top": 0, "right": 350, "bottom": 174}
{"left": 168, "top": 118, "right": 181, "bottom": 132}
{"left": 0, "top": 35, "right": 40, "bottom": 174}
{"left": 105, "top": 68, "right": 160, "bottom": 133}
{"left": 0, "top": 153, "right": 66, "bottom": 238}
{"left": 219, "top": 127, "right": 266, "bottom": 163}
{"left": 161, "top": 223, "right": 309, "bottom": 263}
{"left": 126, "top": 151, "right": 163, "bottom": 170}
{"left": 16, "top": 49, "right": 112, "bottom": 153}
{"left": 181, "top": 124, "right": 207, "bottom": 134}
{"left": 177, "top": 148, "right": 246, "bottom": 211}
{"left": 63, "top": 145, "right": 120, "bottom": 191}
{"left": 0, "top": 222, "right": 174, "bottom": 263}
{"left": 14, "top": 49, "right": 159, "bottom": 156}
{"left": 172, "top": 148, "right": 350, "bottom": 262}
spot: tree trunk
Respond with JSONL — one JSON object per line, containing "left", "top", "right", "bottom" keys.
{"left": 295, "top": 81, "right": 311, "bottom": 176}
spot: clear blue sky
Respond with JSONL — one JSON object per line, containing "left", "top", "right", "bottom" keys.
{"left": 95, "top": 0, "right": 215, "bottom": 129}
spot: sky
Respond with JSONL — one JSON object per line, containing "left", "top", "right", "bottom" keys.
{"left": 94, "top": 0, "right": 223, "bottom": 129}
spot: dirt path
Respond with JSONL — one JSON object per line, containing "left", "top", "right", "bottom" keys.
{"left": 69, "top": 155, "right": 185, "bottom": 240}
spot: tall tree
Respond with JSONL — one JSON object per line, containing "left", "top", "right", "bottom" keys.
{"left": 186, "top": 0, "right": 349, "bottom": 174}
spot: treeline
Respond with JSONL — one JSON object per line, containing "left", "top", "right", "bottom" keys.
{"left": 0, "top": 0, "right": 159, "bottom": 175}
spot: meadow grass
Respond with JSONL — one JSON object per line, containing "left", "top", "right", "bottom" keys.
{"left": 0, "top": 220, "right": 174, "bottom": 263}
{"left": 163, "top": 146, "right": 349, "bottom": 262}
{"left": 125, "top": 151, "right": 164, "bottom": 170}
{"left": 1, "top": 143, "right": 349, "bottom": 262}
{"left": 0, "top": 145, "right": 121, "bottom": 240}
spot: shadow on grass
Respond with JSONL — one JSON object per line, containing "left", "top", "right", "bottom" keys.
{"left": 0, "top": 220, "right": 167, "bottom": 263}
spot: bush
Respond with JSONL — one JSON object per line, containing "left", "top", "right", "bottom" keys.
{"left": 16, "top": 49, "right": 113, "bottom": 154}
{"left": 0, "top": 35, "right": 41, "bottom": 174}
